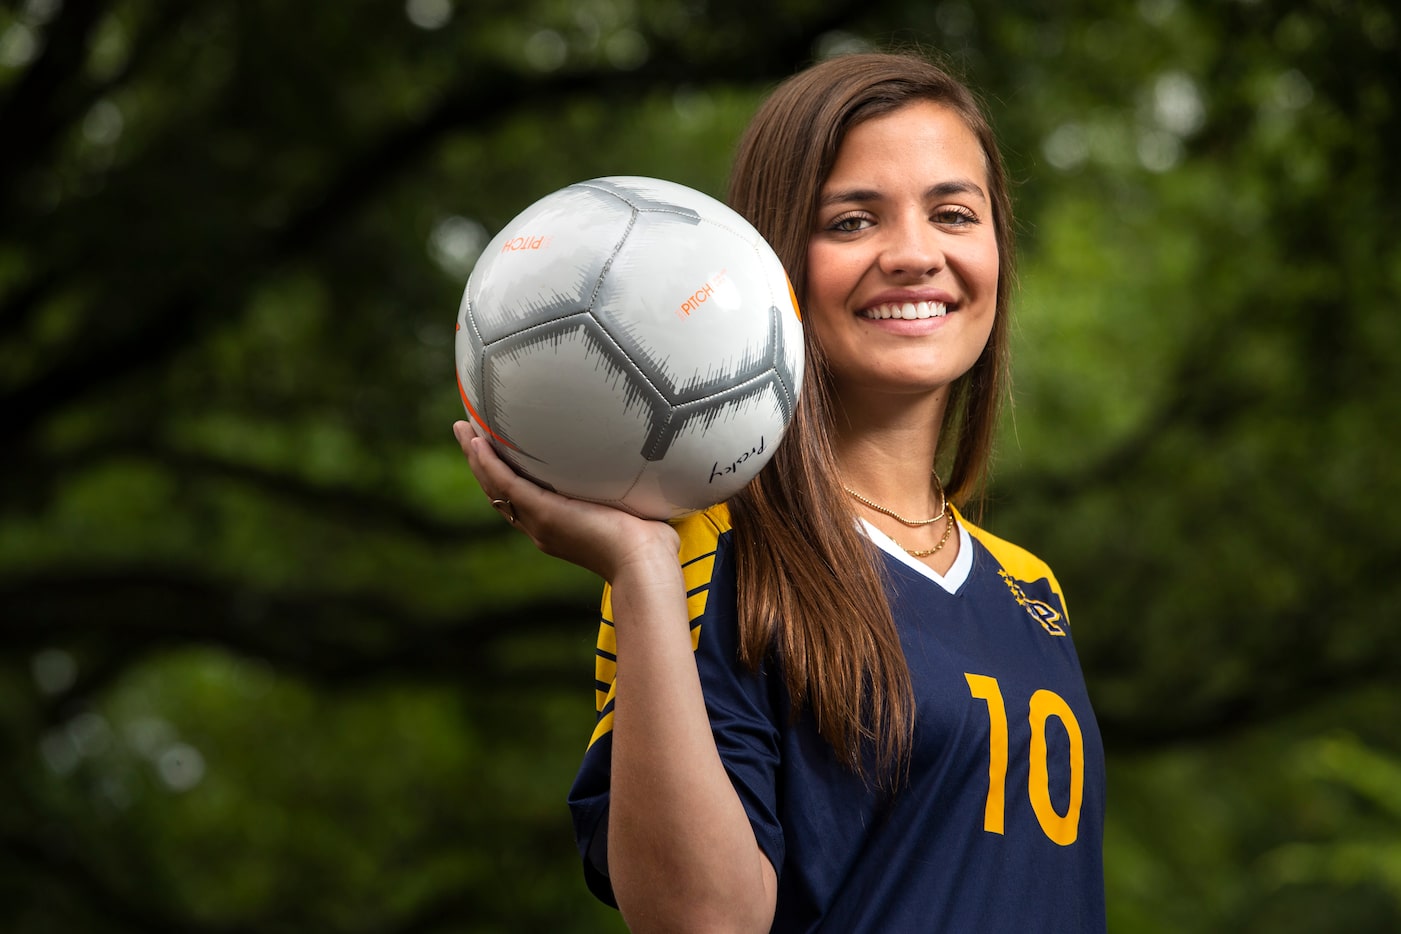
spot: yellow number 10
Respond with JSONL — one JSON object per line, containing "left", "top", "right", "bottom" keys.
{"left": 964, "top": 673, "right": 1085, "bottom": 846}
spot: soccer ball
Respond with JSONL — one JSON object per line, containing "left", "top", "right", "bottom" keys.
{"left": 455, "top": 176, "right": 804, "bottom": 520}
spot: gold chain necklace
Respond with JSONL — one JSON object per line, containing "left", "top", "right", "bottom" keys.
{"left": 842, "top": 470, "right": 948, "bottom": 526}
{"left": 894, "top": 509, "right": 956, "bottom": 557}
{"left": 844, "top": 471, "right": 956, "bottom": 558}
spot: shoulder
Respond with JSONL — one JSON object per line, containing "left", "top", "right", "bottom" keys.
{"left": 958, "top": 507, "right": 1070, "bottom": 615}
{"left": 671, "top": 502, "right": 732, "bottom": 557}
{"left": 601, "top": 502, "right": 734, "bottom": 626}
{"left": 670, "top": 503, "right": 734, "bottom": 625}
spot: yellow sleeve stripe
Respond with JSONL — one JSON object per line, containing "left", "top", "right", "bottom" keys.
{"left": 683, "top": 556, "right": 715, "bottom": 621}
{"left": 588, "top": 708, "right": 614, "bottom": 748}
{"left": 593, "top": 650, "right": 617, "bottom": 710}
{"left": 585, "top": 504, "right": 731, "bottom": 749}
{"left": 596, "top": 616, "right": 617, "bottom": 656}
{"left": 592, "top": 588, "right": 617, "bottom": 713}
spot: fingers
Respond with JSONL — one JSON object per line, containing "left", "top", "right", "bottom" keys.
{"left": 454, "top": 419, "right": 513, "bottom": 495}
{"left": 453, "top": 419, "right": 545, "bottom": 527}
{"left": 451, "top": 420, "right": 684, "bottom": 580}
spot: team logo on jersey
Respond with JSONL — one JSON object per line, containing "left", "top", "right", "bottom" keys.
{"left": 998, "top": 569, "right": 1066, "bottom": 636}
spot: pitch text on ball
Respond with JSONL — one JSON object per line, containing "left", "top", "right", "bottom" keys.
{"left": 674, "top": 269, "right": 730, "bottom": 320}
{"left": 500, "top": 234, "right": 551, "bottom": 253}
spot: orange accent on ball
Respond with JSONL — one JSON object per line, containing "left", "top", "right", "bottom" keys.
{"left": 456, "top": 370, "right": 518, "bottom": 450}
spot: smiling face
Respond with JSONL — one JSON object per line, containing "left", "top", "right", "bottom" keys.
{"left": 806, "top": 100, "right": 1001, "bottom": 405}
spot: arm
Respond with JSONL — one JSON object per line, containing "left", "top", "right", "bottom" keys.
{"left": 606, "top": 552, "right": 778, "bottom": 933}
{"left": 454, "top": 422, "right": 777, "bottom": 933}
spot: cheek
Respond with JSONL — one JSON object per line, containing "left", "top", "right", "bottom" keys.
{"left": 967, "top": 241, "right": 1001, "bottom": 295}
{"left": 804, "top": 243, "right": 834, "bottom": 298}
{"left": 805, "top": 243, "right": 863, "bottom": 305}
{"left": 801, "top": 248, "right": 838, "bottom": 325}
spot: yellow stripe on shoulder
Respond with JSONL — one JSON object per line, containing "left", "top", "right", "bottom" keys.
{"left": 588, "top": 708, "right": 614, "bottom": 748}
{"left": 587, "top": 503, "right": 730, "bottom": 746}
{"left": 598, "top": 503, "right": 729, "bottom": 625}
{"left": 674, "top": 503, "right": 729, "bottom": 623}
{"left": 959, "top": 508, "right": 1071, "bottom": 618}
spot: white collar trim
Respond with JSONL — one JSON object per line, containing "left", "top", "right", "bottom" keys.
{"left": 859, "top": 517, "right": 973, "bottom": 594}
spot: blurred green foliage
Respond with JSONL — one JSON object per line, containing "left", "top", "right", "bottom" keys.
{"left": 2, "top": 0, "right": 1399, "bottom": 930}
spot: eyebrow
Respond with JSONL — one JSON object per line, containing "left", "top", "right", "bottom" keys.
{"left": 819, "top": 179, "right": 988, "bottom": 207}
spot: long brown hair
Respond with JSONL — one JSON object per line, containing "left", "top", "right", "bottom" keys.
{"left": 725, "top": 51, "right": 1016, "bottom": 781}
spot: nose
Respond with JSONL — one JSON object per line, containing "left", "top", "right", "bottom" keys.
{"left": 879, "top": 214, "right": 945, "bottom": 278}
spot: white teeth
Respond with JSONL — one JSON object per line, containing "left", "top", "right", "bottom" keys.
{"left": 861, "top": 301, "right": 948, "bottom": 320}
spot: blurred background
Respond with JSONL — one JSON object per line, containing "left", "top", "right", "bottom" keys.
{"left": 2, "top": 0, "right": 1399, "bottom": 931}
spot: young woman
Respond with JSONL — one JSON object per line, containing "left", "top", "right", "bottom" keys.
{"left": 456, "top": 51, "right": 1105, "bottom": 934}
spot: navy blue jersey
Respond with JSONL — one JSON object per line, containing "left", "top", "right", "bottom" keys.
{"left": 568, "top": 504, "right": 1105, "bottom": 933}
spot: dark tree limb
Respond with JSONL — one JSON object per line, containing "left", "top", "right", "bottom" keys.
{"left": 0, "top": 829, "right": 258, "bottom": 934}
{"left": 0, "top": 1, "right": 868, "bottom": 448}
{"left": 2, "top": 565, "right": 598, "bottom": 718}
{"left": 6, "top": 436, "right": 512, "bottom": 545}
{"left": 0, "top": 0, "right": 107, "bottom": 188}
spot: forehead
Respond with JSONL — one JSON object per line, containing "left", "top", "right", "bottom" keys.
{"left": 826, "top": 100, "right": 989, "bottom": 189}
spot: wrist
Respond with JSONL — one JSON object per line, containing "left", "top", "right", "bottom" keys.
{"left": 607, "top": 526, "right": 683, "bottom": 588}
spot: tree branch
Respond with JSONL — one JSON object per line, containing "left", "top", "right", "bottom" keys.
{"left": 0, "top": 3, "right": 864, "bottom": 447}
{"left": 1, "top": 565, "right": 599, "bottom": 717}
{"left": 1096, "top": 659, "right": 1399, "bottom": 753}
{"left": 0, "top": 828, "right": 258, "bottom": 934}
{"left": 0, "top": 0, "right": 107, "bottom": 217}
{"left": 5, "top": 436, "right": 511, "bottom": 546}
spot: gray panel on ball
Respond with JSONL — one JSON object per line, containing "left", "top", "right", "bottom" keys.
{"left": 641, "top": 365, "right": 784, "bottom": 462}
{"left": 467, "top": 185, "right": 633, "bottom": 343}
{"left": 574, "top": 178, "right": 703, "bottom": 224}
{"left": 482, "top": 313, "right": 671, "bottom": 473}
{"left": 593, "top": 232, "right": 782, "bottom": 402}
{"left": 642, "top": 380, "right": 790, "bottom": 510}
{"left": 765, "top": 303, "right": 799, "bottom": 424}
{"left": 654, "top": 302, "right": 797, "bottom": 413}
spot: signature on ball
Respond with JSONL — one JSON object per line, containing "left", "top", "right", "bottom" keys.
{"left": 708, "top": 437, "right": 766, "bottom": 485}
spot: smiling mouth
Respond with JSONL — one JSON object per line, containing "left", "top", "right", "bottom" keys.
{"left": 859, "top": 301, "right": 949, "bottom": 320}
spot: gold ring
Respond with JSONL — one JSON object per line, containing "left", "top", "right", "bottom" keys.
{"left": 489, "top": 497, "right": 516, "bottom": 524}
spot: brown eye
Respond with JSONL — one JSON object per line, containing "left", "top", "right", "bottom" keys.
{"left": 934, "top": 207, "right": 978, "bottom": 226}
{"left": 828, "top": 214, "right": 872, "bottom": 233}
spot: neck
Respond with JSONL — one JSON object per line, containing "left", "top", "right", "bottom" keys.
{"left": 830, "top": 390, "right": 948, "bottom": 517}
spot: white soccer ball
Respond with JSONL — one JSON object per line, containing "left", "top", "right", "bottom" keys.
{"left": 455, "top": 176, "right": 804, "bottom": 520}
